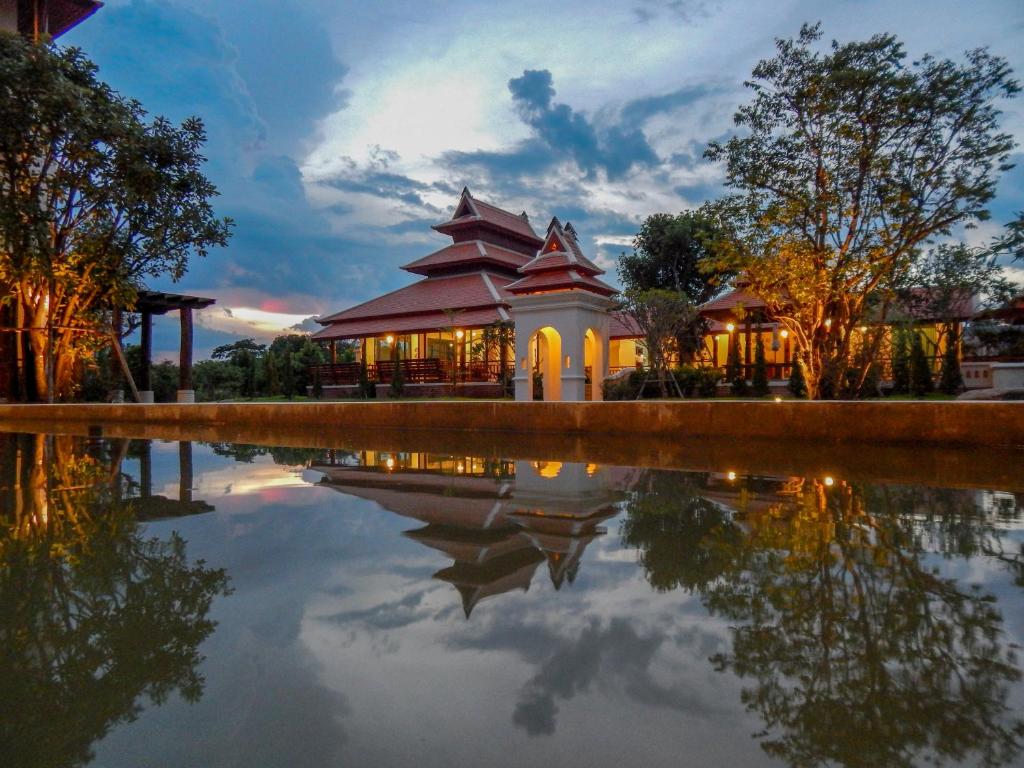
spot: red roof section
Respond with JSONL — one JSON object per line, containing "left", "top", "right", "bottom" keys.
{"left": 432, "top": 188, "right": 541, "bottom": 245}
{"left": 698, "top": 287, "right": 767, "bottom": 317}
{"left": 506, "top": 269, "right": 617, "bottom": 296}
{"left": 318, "top": 271, "right": 514, "bottom": 323}
{"left": 312, "top": 307, "right": 507, "bottom": 340}
{"left": 608, "top": 312, "right": 642, "bottom": 339}
{"left": 402, "top": 241, "right": 532, "bottom": 276}
{"left": 46, "top": 0, "right": 102, "bottom": 37}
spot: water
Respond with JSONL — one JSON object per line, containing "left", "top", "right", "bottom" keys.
{"left": 1, "top": 431, "right": 1022, "bottom": 768}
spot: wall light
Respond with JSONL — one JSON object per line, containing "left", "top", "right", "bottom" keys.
{"left": 726, "top": 323, "right": 735, "bottom": 333}
{"left": 824, "top": 318, "right": 832, "bottom": 329}
{"left": 780, "top": 329, "right": 789, "bottom": 338}
{"left": 385, "top": 335, "right": 394, "bottom": 345}
{"left": 564, "top": 355, "right": 571, "bottom": 369}
{"left": 824, "top": 476, "right": 835, "bottom": 487}
{"left": 727, "top": 471, "right": 737, "bottom": 481}
{"left": 456, "top": 329, "right": 464, "bottom": 340}
{"left": 520, "top": 357, "right": 527, "bottom": 370}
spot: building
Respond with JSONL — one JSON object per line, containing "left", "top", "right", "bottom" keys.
{"left": 313, "top": 188, "right": 981, "bottom": 400}
{"left": 0, "top": 0, "right": 101, "bottom": 38}
{"left": 312, "top": 188, "right": 640, "bottom": 399}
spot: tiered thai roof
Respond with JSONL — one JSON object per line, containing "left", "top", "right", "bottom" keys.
{"left": 313, "top": 188, "right": 542, "bottom": 341}
{"left": 505, "top": 218, "right": 617, "bottom": 297}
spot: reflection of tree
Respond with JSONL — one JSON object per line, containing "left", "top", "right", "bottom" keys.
{"left": 0, "top": 434, "right": 231, "bottom": 768}
{"left": 622, "top": 469, "right": 1024, "bottom": 767}
{"left": 620, "top": 470, "right": 742, "bottom": 592}
{"left": 205, "top": 442, "right": 327, "bottom": 466}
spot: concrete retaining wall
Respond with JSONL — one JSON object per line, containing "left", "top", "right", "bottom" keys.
{"left": 0, "top": 400, "right": 1022, "bottom": 448}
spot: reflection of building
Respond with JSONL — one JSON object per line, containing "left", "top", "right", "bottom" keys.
{"left": 314, "top": 452, "right": 629, "bottom": 615}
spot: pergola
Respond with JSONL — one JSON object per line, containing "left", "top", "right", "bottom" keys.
{"left": 132, "top": 290, "right": 215, "bottom": 403}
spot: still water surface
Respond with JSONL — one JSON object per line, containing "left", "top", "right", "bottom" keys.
{"left": 2, "top": 431, "right": 1023, "bottom": 767}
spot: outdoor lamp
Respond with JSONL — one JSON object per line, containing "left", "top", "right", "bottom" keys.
{"left": 824, "top": 318, "right": 832, "bottom": 329}
{"left": 456, "top": 329, "right": 464, "bottom": 340}
{"left": 727, "top": 471, "right": 737, "bottom": 481}
{"left": 824, "top": 476, "right": 835, "bottom": 487}
{"left": 780, "top": 329, "right": 789, "bottom": 339}
{"left": 385, "top": 335, "right": 394, "bottom": 345}
{"left": 726, "top": 323, "right": 735, "bottom": 332}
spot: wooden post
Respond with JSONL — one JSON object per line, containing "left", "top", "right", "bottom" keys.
{"left": 178, "top": 440, "right": 193, "bottom": 504}
{"left": 140, "top": 310, "right": 153, "bottom": 393}
{"left": 329, "top": 339, "right": 337, "bottom": 364}
{"left": 110, "top": 306, "right": 123, "bottom": 393}
{"left": 140, "top": 440, "right": 152, "bottom": 499}
{"left": 178, "top": 306, "right": 193, "bottom": 400}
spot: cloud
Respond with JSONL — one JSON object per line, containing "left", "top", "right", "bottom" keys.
{"left": 507, "top": 69, "right": 659, "bottom": 181}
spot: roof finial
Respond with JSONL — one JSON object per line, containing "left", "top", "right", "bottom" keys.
{"left": 520, "top": 210, "right": 529, "bottom": 221}
{"left": 564, "top": 221, "right": 578, "bottom": 241}
{"left": 461, "top": 185, "right": 472, "bottom": 198}
{"left": 547, "top": 215, "right": 562, "bottom": 233}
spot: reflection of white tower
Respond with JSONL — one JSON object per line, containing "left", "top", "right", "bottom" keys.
{"left": 507, "top": 460, "right": 622, "bottom": 589}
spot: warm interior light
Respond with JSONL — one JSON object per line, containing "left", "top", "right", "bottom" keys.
{"left": 774, "top": 396, "right": 782, "bottom": 402}
{"left": 727, "top": 471, "right": 737, "bottom": 481}
{"left": 385, "top": 335, "right": 394, "bottom": 345}
{"left": 780, "top": 329, "right": 789, "bottom": 338}
{"left": 860, "top": 325, "right": 868, "bottom": 332}
{"left": 456, "top": 329, "right": 464, "bottom": 340}
{"left": 824, "top": 319, "right": 832, "bottom": 329}
{"left": 520, "top": 357, "right": 527, "bottom": 370}
{"left": 457, "top": 463, "right": 465, "bottom": 473}
{"left": 385, "top": 457, "right": 395, "bottom": 470}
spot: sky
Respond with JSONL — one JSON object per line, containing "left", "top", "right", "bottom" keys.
{"left": 61, "top": 0, "right": 1024, "bottom": 360}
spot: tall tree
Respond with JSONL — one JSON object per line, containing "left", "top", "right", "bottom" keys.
{"left": 704, "top": 24, "right": 1019, "bottom": 398}
{"left": 619, "top": 207, "right": 733, "bottom": 361}
{"left": 0, "top": 34, "right": 231, "bottom": 401}
{"left": 621, "top": 289, "right": 697, "bottom": 397}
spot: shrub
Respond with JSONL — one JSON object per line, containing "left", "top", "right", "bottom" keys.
{"left": 890, "top": 330, "right": 910, "bottom": 395}
{"left": 787, "top": 356, "right": 807, "bottom": 399}
{"left": 751, "top": 334, "right": 770, "bottom": 397}
{"left": 938, "top": 332, "right": 964, "bottom": 395}
{"left": 694, "top": 368, "right": 720, "bottom": 397}
{"left": 389, "top": 360, "right": 405, "bottom": 398}
{"left": 909, "top": 332, "right": 934, "bottom": 397}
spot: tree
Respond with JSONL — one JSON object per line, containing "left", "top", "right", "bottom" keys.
{"left": 619, "top": 208, "right": 734, "bottom": 360}
{"left": 890, "top": 328, "right": 911, "bottom": 395}
{"left": 726, "top": 330, "right": 747, "bottom": 396}
{"left": 938, "top": 332, "right": 964, "bottom": 395}
{"left": 704, "top": 24, "right": 1019, "bottom": 399}
{"left": 751, "top": 332, "right": 770, "bottom": 396}
{"left": 787, "top": 354, "right": 807, "bottom": 398}
{"left": 909, "top": 331, "right": 934, "bottom": 397}
{"left": 621, "top": 289, "right": 697, "bottom": 397}
{"left": 0, "top": 35, "right": 231, "bottom": 401}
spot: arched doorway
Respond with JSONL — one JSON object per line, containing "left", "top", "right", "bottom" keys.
{"left": 528, "top": 326, "right": 562, "bottom": 401}
{"left": 584, "top": 328, "right": 605, "bottom": 401}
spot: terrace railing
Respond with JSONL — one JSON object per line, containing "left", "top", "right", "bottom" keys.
{"left": 312, "top": 358, "right": 515, "bottom": 386}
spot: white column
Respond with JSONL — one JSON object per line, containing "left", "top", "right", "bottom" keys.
{"left": 513, "top": 323, "right": 533, "bottom": 401}
{"left": 560, "top": 326, "right": 586, "bottom": 401}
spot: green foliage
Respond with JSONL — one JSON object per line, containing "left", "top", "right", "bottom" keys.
{"left": 787, "top": 355, "right": 807, "bottom": 399}
{"left": 939, "top": 329, "right": 964, "bottom": 395}
{"left": 193, "top": 359, "right": 244, "bottom": 401}
{"left": 0, "top": 34, "right": 231, "bottom": 400}
{"left": 909, "top": 332, "right": 935, "bottom": 397}
{"left": 311, "top": 365, "right": 324, "bottom": 399}
{"left": 357, "top": 359, "right": 375, "bottom": 399}
{"left": 703, "top": 23, "right": 1020, "bottom": 399}
{"left": 890, "top": 330, "right": 910, "bottom": 395}
{"left": 751, "top": 333, "right": 770, "bottom": 396}
{"left": 619, "top": 208, "right": 733, "bottom": 360}
{"left": 726, "top": 332, "right": 748, "bottom": 396}
{"left": 389, "top": 360, "right": 405, "bottom": 398}
{"left": 694, "top": 367, "right": 720, "bottom": 397}
{"left": 621, "top": 289, "right": 697, "bottom": 397}
{"left": 280, "top": 350, "right": 296, "bottom": 399}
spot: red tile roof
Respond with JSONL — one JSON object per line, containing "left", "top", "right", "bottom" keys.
{"left": 47, "top": 0, "right": 102, "bottom": 37}
{"left": 506, "top": 269, "right": 617, "bottom": 296}
{"left": 402, "top": 241, "right": 531, "bottom": 276}
{"left": 608, "top": 312, "right": 642, "bottom": 339}
{"left": 432, "top": 188, "right": 541, "bottom": 244}
{"left": 318, "top": 271, "right": 514, "bottom": 323}
{"left": 698, "top": 287, "right": 767, "bottom": 316}
{"left": 312, "top": 307, "right": 507, "bottom": 340}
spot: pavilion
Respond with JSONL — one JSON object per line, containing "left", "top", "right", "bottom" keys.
{"left": 311, "top": 188, "right": 640, "bottom": 400}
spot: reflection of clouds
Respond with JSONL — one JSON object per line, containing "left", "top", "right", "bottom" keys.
{"left": 511, "top": 618, "right": 735, "bottom": 736}
{"left": 157, "top": 461, "right": 310, "bottom": 502}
